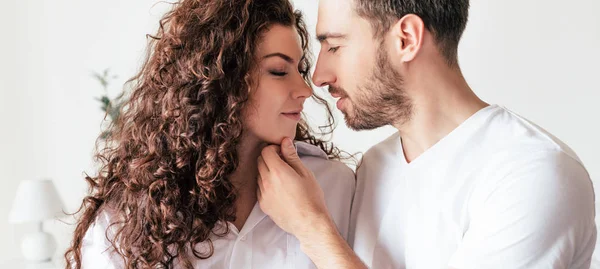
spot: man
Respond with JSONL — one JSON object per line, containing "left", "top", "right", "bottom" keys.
{"left": 256, "top": 0, "right": 596, "bottom": 268}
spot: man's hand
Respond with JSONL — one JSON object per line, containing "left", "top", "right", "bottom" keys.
{"left": 257, "top": 137, "right": 368, "bottom": 269}
{"left": 256, "top": 137, "right": 332, "bottom": 239}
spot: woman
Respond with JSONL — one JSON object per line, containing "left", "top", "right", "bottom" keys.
{"left": 64, "top": 0, "right": 355, "bottom": 268}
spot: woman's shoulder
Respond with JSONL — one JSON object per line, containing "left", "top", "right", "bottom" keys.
{"left": 296, "top": 141, "right": 355, "bottom": 190}
{"left": 81, "top": 208, "right": 124, "bottom": 267}
{"left": 296, "top": 142, "right": 355, "bottom": 238}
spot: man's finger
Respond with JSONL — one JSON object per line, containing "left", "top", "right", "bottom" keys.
{"left": 261, "top": 145, "right": 289, "bottom": 170}
{"left": 280, "top": 137, "right": 305, "bottom": 175}
{"left": 258, "top": 156, "right": 269, "bottom": 177}
{"left": 256, "top": 183, "right": 263, "bottom": 202}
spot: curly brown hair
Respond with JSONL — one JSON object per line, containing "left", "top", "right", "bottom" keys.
{"left": 64, "top": 0, "right": 342, "bottom": 268}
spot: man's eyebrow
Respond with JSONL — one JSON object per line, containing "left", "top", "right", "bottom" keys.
{"left": 262, "top": 52, "right": 294, "bottom": 63}
{"left": 316, "top": 33, "right": 347, "bottom": 43}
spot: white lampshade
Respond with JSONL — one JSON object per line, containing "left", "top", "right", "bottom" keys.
{"left": 8, "top": 179, "right": 65, "bottom": 223}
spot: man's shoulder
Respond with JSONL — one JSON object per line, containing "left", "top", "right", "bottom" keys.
{"left": 485, "top": 106, "right": 583, "bottom": 163}
{"left": 309, "top": 157, "right": 355, "bottom": 181}
{"left": 361, "top": 132, "right": 401, "bottom": 163}
{"left": 303, "top": 155, "right": 356, "bottom": 210}
{"left": 484, "top": 148, "right": 590, "bottom": 185}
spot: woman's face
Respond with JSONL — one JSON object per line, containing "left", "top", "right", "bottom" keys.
{"left": 244, "top": 24, "right": 312, "bottom": 144}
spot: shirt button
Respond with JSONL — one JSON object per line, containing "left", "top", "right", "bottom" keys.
{"left": 240, "top": 235, "right": 247, "bottom": 241}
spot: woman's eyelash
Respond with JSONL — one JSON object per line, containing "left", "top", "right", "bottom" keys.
{"left": 328, "top": 46, "right": 340, "bottom": 53}
{"left": 270, "top": 71, "right": 287, "bottom": 76}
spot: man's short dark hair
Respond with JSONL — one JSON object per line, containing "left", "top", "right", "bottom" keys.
{"left": 354, "top": 0, "right": 470, "bottom": 66}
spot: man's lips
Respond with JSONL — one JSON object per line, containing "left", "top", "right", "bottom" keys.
{"left": 328, "top": 88, "right": 348, "bottom": 109}
{"left": 336, "top": 97, "right": 346, "bottom": 110}
{"left": 330, "top": 92, "right": 344, "bottom": 98}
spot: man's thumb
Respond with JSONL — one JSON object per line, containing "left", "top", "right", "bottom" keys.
{"left": 281, "top": 137, "right": 304, "bottom": 173}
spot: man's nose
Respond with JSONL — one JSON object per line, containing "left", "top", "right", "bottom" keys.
{"left": 312, "top": 57, "right": 336, "bottom": 88}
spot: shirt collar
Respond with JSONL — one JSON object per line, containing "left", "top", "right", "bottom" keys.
{"left": 295, "top": 141, "right": 329, "bottom": 160}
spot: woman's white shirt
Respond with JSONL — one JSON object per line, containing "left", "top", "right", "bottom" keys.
{"left": 80, "top": 141, "right": 355, "bottom": 269}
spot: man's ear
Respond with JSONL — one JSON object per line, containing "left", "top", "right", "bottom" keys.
{"left": 389, "top": 14, "right": 425, "bottom": 63}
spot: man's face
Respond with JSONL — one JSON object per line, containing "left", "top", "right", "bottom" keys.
{"left": 313, "top": 0, "right": 413, "bottom": 130}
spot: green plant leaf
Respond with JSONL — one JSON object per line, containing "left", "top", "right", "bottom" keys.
{"left": 93, "top": 68, "right": 125, "bottom": 140}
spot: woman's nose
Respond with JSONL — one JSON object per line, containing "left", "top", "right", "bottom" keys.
{"left": 292, "top": 78, "right": 313, "bottom": 100}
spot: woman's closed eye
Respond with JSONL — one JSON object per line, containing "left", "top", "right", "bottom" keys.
{"left": 269, "top": 67, "right": 306, "bottom": 77}
{"left": 269, "top": 70, "right": 288, "bottom": 77}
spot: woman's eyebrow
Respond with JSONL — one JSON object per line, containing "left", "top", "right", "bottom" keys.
{"left": 262, "top": 52, "right": 294, "bottom": 63}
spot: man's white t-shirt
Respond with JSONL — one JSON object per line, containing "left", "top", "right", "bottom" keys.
{"left": 350, "top": 105, "right": 596, "bottom": 269}
{"left": 80, "top": 141, "right": 355, "bottom": 269}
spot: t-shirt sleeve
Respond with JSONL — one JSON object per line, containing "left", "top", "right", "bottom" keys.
{"left": 448, "top": 151, "right": 596, "bottom": 269}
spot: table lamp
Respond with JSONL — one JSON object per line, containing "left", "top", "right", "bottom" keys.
{"left": 8, "top": 178, "right": 65, "bottom": 262}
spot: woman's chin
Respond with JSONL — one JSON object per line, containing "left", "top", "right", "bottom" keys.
{"left": 262, "top": 131, "right": 296, "bottom": 145}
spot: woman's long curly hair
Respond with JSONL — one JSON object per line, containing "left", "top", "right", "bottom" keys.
{"left": 64, "top": 0, "right": 342, "bottom": 268}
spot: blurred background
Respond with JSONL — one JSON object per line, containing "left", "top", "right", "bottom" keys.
{"left": 0, "top": 0, "right": 598, "bottom": 266}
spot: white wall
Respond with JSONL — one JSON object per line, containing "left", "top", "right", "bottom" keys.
{"left": 0, "top": 0, "right": 598, "bottom": 264}
{"left": 0, "top": 0, "right": 172, "bottom": 262}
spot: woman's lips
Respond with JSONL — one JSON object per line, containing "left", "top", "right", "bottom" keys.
{"left": 281, "top": 112, "right": 301, "bottom": 121}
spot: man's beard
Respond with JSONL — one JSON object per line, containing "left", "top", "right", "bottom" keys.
{"left": 336, "top": 45, "right": 413, "bottom": 131}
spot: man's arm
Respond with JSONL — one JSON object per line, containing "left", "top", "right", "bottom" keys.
{"left": 257, "top": 138, "right": 367, "bottom": 269}
{"left": 297, "top": 214, "right": 366, "bottom": 269}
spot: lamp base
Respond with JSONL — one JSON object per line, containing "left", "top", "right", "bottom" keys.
{"left": 21, "top": 231, "right": 56, "bottom": 262}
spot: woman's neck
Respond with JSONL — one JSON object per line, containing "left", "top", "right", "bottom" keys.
{"left": 228, "top": 135, "right": 267, "bottom": 231}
